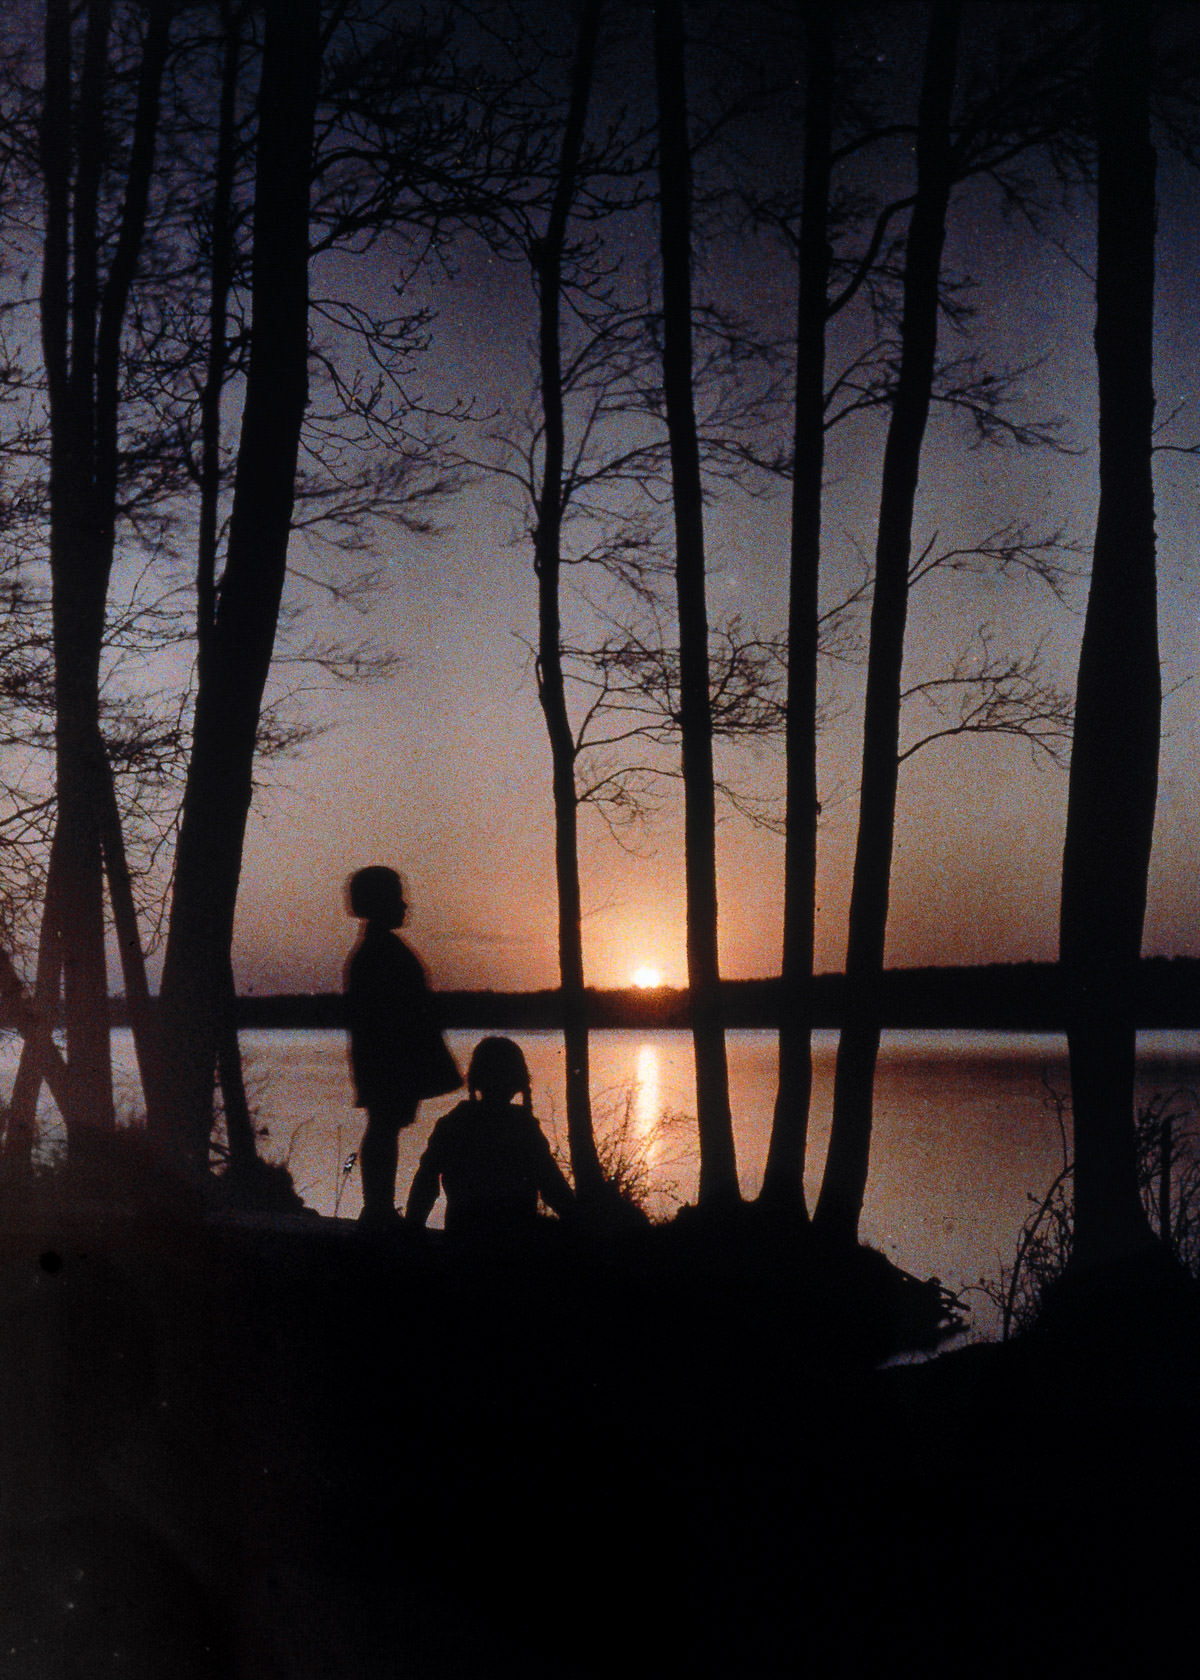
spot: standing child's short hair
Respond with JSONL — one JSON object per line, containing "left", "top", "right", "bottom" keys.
{"left": 347, "top": 866, "right": 405, "bottom": 926}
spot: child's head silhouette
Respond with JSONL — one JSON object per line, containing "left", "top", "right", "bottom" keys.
{"left": 467, "top": 1036, "right": 532, "bottom": 1111}
{"left": 347, "top": 865, "right": 406, "bottom": 928}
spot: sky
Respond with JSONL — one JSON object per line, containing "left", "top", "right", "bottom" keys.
{"left": 216, "top": 7, "right": 1200, "bottom": 999}
{"left": 9, "top": 1, "right": 1199, "bottom": 1001}
{"left": 228, "top": 147, "right": 1200, "bottom": 999}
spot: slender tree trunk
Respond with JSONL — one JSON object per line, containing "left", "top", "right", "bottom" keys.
{"left": 760, "top": 1, "right": 833, "bottom": 1218}
{"left": 42, "top": 0, "right": 114, "bottom": 1138}
{"left": 653, "top": 0, "right": 738, "bottom": 1208}
{"left": 813, "top": 0, "right": 959, "bottom": 1247}
{"left": 97, "top": 752, "right": 162, "bottom": 1117}
{"left": 1059, "top": 0, "right": 1158, "bottom": 1271}
{"left": 218, "top": 956, "right": 259, "bottom": 1176}
{"left": 40, "top": 0, "right": 172, "bottom": 1144}
{"left": 201, "top": 1, "right": 261, "bottom": 1182}
{"left": 532, "top": 0, "right": 606, "bottom": 1205}
{"left": 196, "top": 0, "right": 241, "bottom": 676}
{"left": 0, "top": 948, "right": 73, "bottom": 1122}
{"left": 4, "top": 828, "right": 67, "bottom": 1164}
{"left": 152, "top": 0, "right": 322, "bottom": 1173}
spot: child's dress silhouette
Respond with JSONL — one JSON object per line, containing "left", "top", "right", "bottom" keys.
{"left": 344, "top": 866, "right": 459, "bottom": 1224}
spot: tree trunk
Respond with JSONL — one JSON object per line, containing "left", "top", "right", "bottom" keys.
{"left": 1059, "top": 0, "right": 1158, "bottom": 1270}
{"left": 218, "top": 957, "right": 260, "bottom": 1177}
{"left": 200, "top": 1, "right": 262, "bottom": 1185}
{"left": 653, "top": 0, "right": 739, "bottom": 1209}
{"left": 40, "top": 0, "right": 172, "bottom": 1144}
{"left": 4, "top": 828, "right": 67, "bottom": 1165}
{"left": 42, "top": 0, "right": 115, "bottom": 1138}
{"left": 759, "top": 1, "right": 833, "bottom": 1219}
{"left": 0, "top": 948, "right": 73, "bottom": 1123}
{"left": 97, "top": 752, "right": 162, "bottom": 1117}
{"left": 813, "top": 0, "right": 960, "bottom": 1247}
{"left": 533, "top": 0, "right": 606, "bottom": 1206}
{"left": 152, "top": 0, "right": 322, "bottom": 1173}
{"left": 196, "top": 0, "right": 242, "bottom": 674}
{"left": 0, "top": 788, "right": 149, "bottom": 1160}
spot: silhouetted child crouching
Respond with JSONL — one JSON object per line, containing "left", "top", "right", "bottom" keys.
{"left": 406, "top": 1037, "right": 575, "bottom": 1242}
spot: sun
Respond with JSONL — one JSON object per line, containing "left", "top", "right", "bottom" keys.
{"left": 630, "top": 964, "right": 664, "bottom": 990}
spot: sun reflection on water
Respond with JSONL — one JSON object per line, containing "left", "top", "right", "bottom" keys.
{"left": 633, "top": 1042, "right": 661, "bottom": 1146}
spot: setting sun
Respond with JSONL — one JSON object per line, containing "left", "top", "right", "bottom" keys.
{"left": 630, "top": 964, "right": 664, "bottom": 990}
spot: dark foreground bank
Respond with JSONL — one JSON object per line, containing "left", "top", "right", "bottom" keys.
{"left": 2, "top": 1195, "right": 1198, "bottom": 1678}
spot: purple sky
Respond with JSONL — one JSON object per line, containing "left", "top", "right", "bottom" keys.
{"left": 229, "top": 168, "right": 1200, "bottom": 996}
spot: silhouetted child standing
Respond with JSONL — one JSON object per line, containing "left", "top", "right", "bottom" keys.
{"left": 406, "top": 1037, "right": 575, "bottom": 1239}
{"left": 344, "top": 866, "right": 460, "bottom": 1227}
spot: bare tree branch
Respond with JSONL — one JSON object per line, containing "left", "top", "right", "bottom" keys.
{"left": 898, "top": 627, "right": 1074, "bottom": 765}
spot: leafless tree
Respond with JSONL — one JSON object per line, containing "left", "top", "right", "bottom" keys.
{"left": 1059, "top": 0, "right": 1160, "bottom": 1270}
{"left": 652, "top": 0, "right": 740, "bottom": 1208}
{"left": 811, "top": 0, "right": 1093, "bottom": 1246}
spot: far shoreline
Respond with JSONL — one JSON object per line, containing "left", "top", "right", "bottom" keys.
{"left": 97, "top": 956, "right": 1200, "bottom": 1033}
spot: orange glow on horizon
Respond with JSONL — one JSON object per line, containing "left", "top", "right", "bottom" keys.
{"left": 630, "top": 964, "right": 664, "bottom": 990}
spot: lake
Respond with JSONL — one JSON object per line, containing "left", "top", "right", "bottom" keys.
{"left": 8, "top": 1025, "right": 1200, "bottom": 1340}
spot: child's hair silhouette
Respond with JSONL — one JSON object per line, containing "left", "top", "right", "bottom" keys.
{"left": 347, "top": 864, "right": 405, "bottom": 926}
{"left": 406, "top": 1035, "right": 575, "bottom": 1239}
{"left": 467, "top": 1036, "right": 532, "bottom": 1109}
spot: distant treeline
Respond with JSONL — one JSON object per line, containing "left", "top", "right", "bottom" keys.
{"left": 102, "top": 957, "right": 1197, "bottom": 1033}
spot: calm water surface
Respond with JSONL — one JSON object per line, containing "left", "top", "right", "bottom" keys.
{"left": 9, "top": 1025, "right": 1199, "bottom": 1341}
{"left": 239, "top": 1025, "right": 1200, "bottom": 1336}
